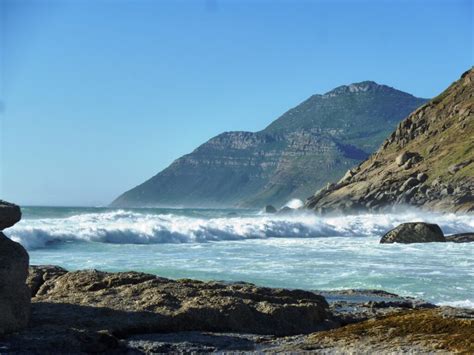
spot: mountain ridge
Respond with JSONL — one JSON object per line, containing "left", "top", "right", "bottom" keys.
{"left": 111, "top": 81, "right": 427, "bottom": 208}
{"left": 322, "top": 81, "right": 413, "bottom": 97}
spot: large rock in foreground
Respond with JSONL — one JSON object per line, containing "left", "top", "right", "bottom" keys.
{"left": 0, "top": 201, "right": 30, "bottom": 336}
{"left": 0, "top": 232, "right": 30, "bottom": 335}
{"left": 31, "top": 269, "right": 332, "bottom": 336}
{"left": 380, "top": 223, "right": 445, "bottom": 244}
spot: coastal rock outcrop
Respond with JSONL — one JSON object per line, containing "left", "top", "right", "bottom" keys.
{"left": 27, "top": 265, "right": 68, "bottom": 297}
{"left": 0, "top": 201, "right": 30, "bottom": 335}
{"left": 32, "top": 269, "right": 333, "bottom": 336}
{"left": 5, "top": 266, "right": 471, "bottom": 354}
{"left": 380, "top": 223, "right": 445, "bottom": 244}
{"left": 306, "top": 68, "right": 474, "bottom": 214}
{"left": 273, "top": 308, "right": 474, "bottom": 354}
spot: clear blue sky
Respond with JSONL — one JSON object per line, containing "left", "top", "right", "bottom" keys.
{"left": 1, "top": 0, "right": 472, "bottom": 206}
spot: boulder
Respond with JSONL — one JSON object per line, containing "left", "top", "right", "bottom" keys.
{"left": 400, "top": 177, "right": 419, "bottom": 192}
{"left": 0, "top": 232, "right": 30, "bottom": 335}
{"left": 380, "top": 223, "right": 445, "bottom": 244}
{"left": 395, "top": 152, "right": 418, "bottom": 167}
{"left": 264, "top": 205, "right": 277, "bottom": 214}
{"left": 31, "top": 270, "right": 333, "bottom": 336}
{"left": 0, "top": 200, "right": 21, "bottom": 230}
{"left": 441, "top": 186, "right": 454, "bottom": 196}
{"left": 445, "top": 233, "right": 474, "bottom": 243}
{"left": 416, "top": 173, "right": 428, "bottom": 183}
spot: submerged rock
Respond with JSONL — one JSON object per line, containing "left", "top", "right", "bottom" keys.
{"left": 380, "top": 222, "right": 445, "bottom": 244}
{"left": 445, "top": 232, "right": 474, "bottom": 243}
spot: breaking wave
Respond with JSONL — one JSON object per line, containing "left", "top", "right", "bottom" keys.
{"left": 7, "top": 209, "right": 474, "bottom": 250}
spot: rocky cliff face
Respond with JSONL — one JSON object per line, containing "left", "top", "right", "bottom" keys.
{"left": 306, "top": 69, "right": 474, "bottom": 214}
{"left": 111, "top": 82, "right": 426, "bottom": 208}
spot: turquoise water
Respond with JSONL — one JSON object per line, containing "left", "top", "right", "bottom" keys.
{"left": 6, "top": 206, "right": 474, "bottom": 307}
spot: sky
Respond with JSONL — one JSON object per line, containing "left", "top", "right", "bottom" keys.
{"left": 0, "top": 0, "right": 472, "bottom": 206}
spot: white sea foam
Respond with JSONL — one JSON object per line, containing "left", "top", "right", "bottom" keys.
{"left": 7, "top": 209, "right": 474, "bottom": 250}
{"left": 438, "top": 300, "right": 474, "bottom": 308}
{"left": 283, "top": 198, "right": 304, "bottom": 209}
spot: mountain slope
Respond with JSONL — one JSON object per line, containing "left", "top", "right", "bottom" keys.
{"left": 111, "top": 82, "right": 426, "bottom": 208}
{"left": 306, "top": 68, "right": 474, "bottom": 213}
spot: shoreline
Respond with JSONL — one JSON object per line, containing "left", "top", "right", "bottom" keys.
{"left": 2, "top": 265, "right": 472, "bottom": 353}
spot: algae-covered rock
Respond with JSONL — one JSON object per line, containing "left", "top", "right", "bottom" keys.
{"left": 274, "top": 308, "right": 474, "bottom": 353}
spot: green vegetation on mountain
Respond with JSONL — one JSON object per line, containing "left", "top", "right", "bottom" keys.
{"left": 306, "top": 68, "right": 474, "bottom": 213}
{"left": 111, "top": 82, "right": 426, "bottom": 208}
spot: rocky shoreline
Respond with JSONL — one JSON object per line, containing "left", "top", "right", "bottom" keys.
{"left": 0, "top": 265, "right": 471, "bottom": 354}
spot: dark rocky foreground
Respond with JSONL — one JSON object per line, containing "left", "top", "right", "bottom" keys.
{"left": 1, "top": 266, "right": 473, "bottom": 354}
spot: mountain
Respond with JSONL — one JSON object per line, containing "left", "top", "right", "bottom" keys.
{"left": 111, "top": 82, "right": 426, "bottom": 208}
{"left": 306, "top": 68, "right": 473, "bottom": 214}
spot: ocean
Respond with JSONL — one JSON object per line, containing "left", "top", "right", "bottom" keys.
{"left": 6, "top": 206, "right": 474, "bottom": 308}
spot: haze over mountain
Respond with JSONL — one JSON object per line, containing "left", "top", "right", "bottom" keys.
{"left": 306, "top": 68, "right": 473, "bottom": 213}
{"left": 111, "top": 82, "right": 426, "bottom": 208}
